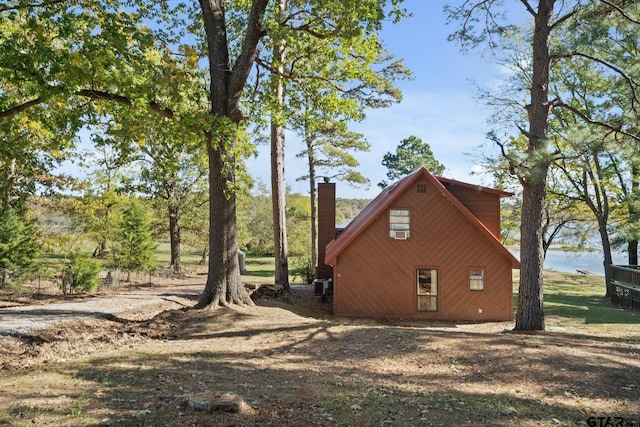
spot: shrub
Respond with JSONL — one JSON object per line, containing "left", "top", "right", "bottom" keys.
{"left": 292, "top": 254, "right": 315, "bottom": 284}
{"left": 63, "top": 252, "right": 102, "bottom": 294}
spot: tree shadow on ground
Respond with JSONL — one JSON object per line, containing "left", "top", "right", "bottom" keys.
{"left": 3, "top": 280, "right": 640, "bottom": 426}
{"left": 544, "top": 292, "right": 640, "bottom": 325}
{"left": 4, "top": 316, "right": 637, "bottom": 427}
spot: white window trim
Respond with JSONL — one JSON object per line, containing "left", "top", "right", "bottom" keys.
{"left": 469, "top": 268, "right": 485, "bottom": 291}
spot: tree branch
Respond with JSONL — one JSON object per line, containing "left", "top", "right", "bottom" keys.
{"left": 599, "top": 0, "right": 640, "bottom": 25}
{"left": 556, "top": 100, "right": 640, "bottom": 142}
{"left": 1, "top": 90, "right": 175, "bottom": 120}
{"left": 76, "top": 89, "right": 133, "bottom": 107}
{"left": 494, "top": 135, "right": 527, "bottom": 187}
{"left": 549, "top": 4, "right": 581, "bottom": 30}
{"left": 256, "top": 56, "right": 394, "bottom": 106}
{"left": 228, "top": 0, "right": 269, "bottom": 120}
{"left": 518, "top": 0, "right": 536, "bottom": 17}
{"left": 0, "top": 0, "right": 65, "bottom": 12}
{"left": 77, "top": 89, "right": 175, "bottom": 118}
{"left": 149, "top": 100, "right": 175, "bottom": 118}
{"left": 448, "top": 0, "right": 511, "bottom": 50}
{"left": 284, "top": 18, "right": 340, "bottom": 39}
{"left": 0, "top": 97, "right": 45, "bottom": 118}
{"left": 554, "top": 51, "right": 640, "bottom": 112}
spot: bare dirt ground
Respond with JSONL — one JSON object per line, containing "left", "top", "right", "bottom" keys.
{"left": 0, "top": 275, "right": 639, "bottom": 426}
{"left": 0, "top": 281, "right": 203, "bottom": 337}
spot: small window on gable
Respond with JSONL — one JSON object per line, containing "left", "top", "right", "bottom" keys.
{"left": 416, "top": 182, "right": 427, "bottom": 193}
{"left": 470, "top": 269, "right": 485, "bottom": 291}
{"left": 389, "top": 209, "right": 410, "bottom": 239}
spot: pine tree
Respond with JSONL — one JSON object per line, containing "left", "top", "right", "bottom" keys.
{"left": 0, "top": 207, "right": 39, "bottom": 288}
{"left": 379, "top": 136, "right": 446, "bottom": 188}
{"left": 112, "top": 199, "right": 156, "bottom": 279}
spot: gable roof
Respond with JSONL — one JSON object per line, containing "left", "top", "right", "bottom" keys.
{"left": 324, "top": 167, "right": 520, "bottom": 268}
{"left": 436, "top": 175, "right": 514, "bottom": 198}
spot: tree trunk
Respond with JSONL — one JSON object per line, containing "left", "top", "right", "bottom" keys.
{"left": 271, "top": 121, "right": 289, "bottom": 286}
{"left": 308, "top": 150, "right": 318, "bottom": 272}
{"left": 93, "top": 241, "right": 106, "bottom": 258}
{"left": 196, "top": 0, "right": 267, "bottom": 307}
{"left": 271, "top": 0, "right": 289, "bottom": 287}
{"left": 629, "top": 241, "right": 638, "bottom": 266}
{"left": 514, "top": 0, "right": 554, "bottom": 331}
{"left": 597, "top": 217, "right": 614, "bottom": 297}
{"left": 516, "top": 184, "right": 546, "bottom": 331}
{"left": 199, "top": 247, "right": 208, "bottom": 265}
{"left": 168, "top": 203, "right": 181, "bottom": 273}
{"left": 629, "top": 163, "right": 640, "bottom": 265}
{"left": 197, "top": 132, "right": 253, "bottom": 307}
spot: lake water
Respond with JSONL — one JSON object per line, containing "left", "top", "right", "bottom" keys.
{"left": 511, "top": 249, "right": 628, "bottom": 276}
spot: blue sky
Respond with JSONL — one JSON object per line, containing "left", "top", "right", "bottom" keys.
{"left": 245, "top": 0, "right": 519, "bottom": 199}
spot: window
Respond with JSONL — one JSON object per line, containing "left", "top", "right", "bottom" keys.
{"left": 417, "top": 268, "right": 437, "bottom": 311}
{"left": 416, "top": 182, "right": 427, "bottom": 193}
{"left": 389, "top": 209, "right": 410, "bottom": 239}
{"left": 469, "top": 269, "right": 485, "bottom": 291}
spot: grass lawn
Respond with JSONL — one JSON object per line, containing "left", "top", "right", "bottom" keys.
{"left": 241, "top": 256, "right": 277, "bottom": 284}
{"left": 515, "top": 270, "right": 640, "bottom": 335}
{"left": 0, "top": 264, "right": 638, "bottom": 426}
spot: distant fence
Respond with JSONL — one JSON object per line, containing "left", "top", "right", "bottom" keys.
{"left": 610, "top": 265, "right": 640, "bottom": 309}
{"left": 0, "top": 264, "right": 207, "bottom": 298}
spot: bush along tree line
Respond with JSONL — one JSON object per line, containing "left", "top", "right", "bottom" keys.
{"left": 0, "top": 171, "right": 367, "bottom": 294}
{"left": 0, "top": 196, "right": 159, "bottom": 293}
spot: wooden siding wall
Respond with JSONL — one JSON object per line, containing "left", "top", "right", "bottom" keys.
{"left": 440, "top": 182, "right": 502, "bottom": 239}
{"left": 333, "top": 180, "right": 513, "bottom": 321}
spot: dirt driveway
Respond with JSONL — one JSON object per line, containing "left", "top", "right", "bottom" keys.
{"left": 0, "top": 280, "right": 204, "bottom": 336}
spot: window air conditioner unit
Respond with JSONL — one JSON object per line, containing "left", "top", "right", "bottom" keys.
{"left": 393, "top": 230, "right": 408, "bottom": 240}
{"left": 314, "top": 279, "right": 333, "bottom": 296}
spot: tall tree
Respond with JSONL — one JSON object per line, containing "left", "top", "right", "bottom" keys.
{"left": 194, "top": 0, "right": 269, "bottom": 307}
{"left": 296, "top": 109, "right": 369, "bottom": 269}
{"left": 447, "top": 0, "right": 564, "bottom": 330}
{"left": 379, "top": 135, "right": 445, "bottom": 188}
{"left": 276, "top": 11, "right": 409, "bottom": 271}
{"left": 554, "top": 134, "right": 618, "bottom": 292}
{"left": 256, "top": 0, "right": 409, "bottom": 287}
{"left": 2, "top": 0, "right": 411, "bottom": 308}
{"left": 269, "top": 0, "right": 289, "bottom": 287}
{"left": 447, "top": 0, "right": 640, "bottom": 330}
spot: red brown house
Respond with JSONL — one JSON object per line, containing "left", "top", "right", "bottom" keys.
{"left": 318, "top": 167, "right": 520, "bottom": 321}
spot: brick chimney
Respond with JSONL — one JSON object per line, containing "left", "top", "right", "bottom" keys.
{"left": 317, "top": 182, "right": 336, "bottom": 280}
